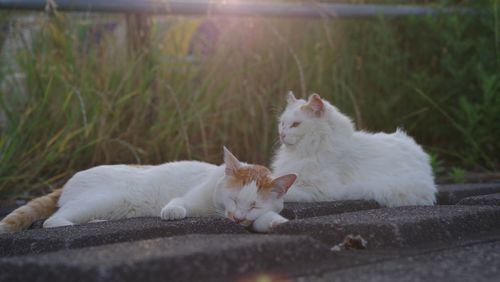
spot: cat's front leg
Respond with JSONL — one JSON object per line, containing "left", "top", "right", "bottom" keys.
{"left": 252, "top": 211, "right": 289, "bottom": 233}
{"left": 160, "top": 198, "right": 187, "bottom": 220}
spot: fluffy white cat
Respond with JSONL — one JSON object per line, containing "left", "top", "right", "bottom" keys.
{"left": 0, "top": 148, "right": 296, "bottom": 233}
{"left": 272, "top": 92, "right": 436, "bottom": 207}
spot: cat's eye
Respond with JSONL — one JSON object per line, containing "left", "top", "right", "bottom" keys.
{"left": 291, "top": 122, "right": 301, "bottom": 128}
{"left": 250, "top": 201, "right": 260, "bottom": 209}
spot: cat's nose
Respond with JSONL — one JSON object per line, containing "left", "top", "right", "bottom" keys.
{"left": 233, "top": 217, "right": 245, "bottom": 224}
{"left": 279, "top": 133, "right": 286, "bottom": 140}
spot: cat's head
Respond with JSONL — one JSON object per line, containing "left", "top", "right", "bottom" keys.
{"left": 278, "top": 92, "right": 354, "bottom": 148}
{"left": 218, "top": 147, "right": 297, "bottom": 227}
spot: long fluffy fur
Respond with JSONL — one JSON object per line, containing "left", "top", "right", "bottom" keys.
{"left": 272, "top": 93, "right": 437, "bottom": 207}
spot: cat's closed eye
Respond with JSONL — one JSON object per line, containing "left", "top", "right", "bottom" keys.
{"left": 250, "top": 201, "right": 261, "bottom": 209}
{"left": 291, "top": 122, "right": 301, "bottom": 128}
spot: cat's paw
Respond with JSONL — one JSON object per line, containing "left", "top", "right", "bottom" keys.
{"left": 160, "top": 206, "right": 187, "bottom": 220}
{"left": 270, "top": 217, "right": 288, "bottom": 229}
{"left": 43, "top": 217, "right": 74, "bottom": 228}
{"left": 88, "top": 219, "right": 108, "bottom": 223}
{"left": 252, "top": 212, "right": 289, "bottom": 233}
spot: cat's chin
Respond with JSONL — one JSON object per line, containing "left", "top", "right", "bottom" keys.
{"left": 281, "top": 140, "right": 296, "bottom": 147}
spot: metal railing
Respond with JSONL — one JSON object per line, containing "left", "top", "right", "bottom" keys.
{"left": 0, "top": 0, "right": 472, "bottom": 63}
{"left": 0, "top": 0, "right": 465, "bottom": 18}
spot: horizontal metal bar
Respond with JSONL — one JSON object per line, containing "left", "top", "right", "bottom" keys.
{"left": 0, "top": 0, "right": 465, "bottom": 18}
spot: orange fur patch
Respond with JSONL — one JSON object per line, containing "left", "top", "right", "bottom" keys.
{"left": 229, "top": 165, "right": 275, "bottom": 197}
{"left": 4, "top": 219, "right": 16, "bottom": 225}
{"left": 0, "top": 188, "right": 63, "bottom": 233}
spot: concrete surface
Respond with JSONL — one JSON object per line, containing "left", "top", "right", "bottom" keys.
{"left": 0, "top": 234, "right": 327, "bottom": 282}
{"left": 1, "top": 182, "right": 500, "bottom": 281}
{"left": 281, "top": 200, "right": 380, "bottom": 220}
{"left": 457, "top": 193, "right": 500, "bottom": 206}
{"left": 0, "top": 217, "right": 247, "bottom": 256}
{"left": 437, "top": 183, "right": 500, "bottom": 204}
{"left": 298, "top": 238, "right": 500, "bottom": 282}
{"left": 274, "top": 205, "right": 500, "bottom": 248}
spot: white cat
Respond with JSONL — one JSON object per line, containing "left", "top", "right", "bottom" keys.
{"left": 0, "top": 148, "right": 296, "bottom": 233}
{"left": 272, "top": 92, "right": 436, "bottom": 207}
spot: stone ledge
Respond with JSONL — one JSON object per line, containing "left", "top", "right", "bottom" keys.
{"left": 437, "top": 183, "right": 500, "bottom": 204}
{"left": 457, "top": 193, "right": 500, "bottom": 206}
{"left": 281, "top": 200, "right": 380, "bottom": 220}
{"left": 297, "top": 239, "right": 500, "bottom": 282}
{"left": 274, "top": 205, "right": 500, "bottom": 248}
{"left": 0, "top": 234, "right": 328, "bottom": 282}
{"left": 0, "top": 217, "right": 247, "bottom": 257}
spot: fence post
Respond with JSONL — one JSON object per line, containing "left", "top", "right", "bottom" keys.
{"left": 126, "top": 13, "right": 151, "bottom": 57}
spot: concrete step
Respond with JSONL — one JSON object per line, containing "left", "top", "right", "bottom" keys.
{"left": 274, "top": 205, "right": 500, "bottom": 248}
{"left": 0, "top": 234, "right": 328, "bottom": 282}
{"left": 0, "top": 217, "right": 247, "bottom": 257}
{"left": 0, "top": 200, "right": 382, "bottom": 257}
{"left": 457, "top": 193, "right": 500, "bottom": 206}
{"left": 281, "top": 200, "right": 380, "bottom": 220}
{"left": 297, "top": 238, "right": 500, "bottom": 282}
{"left": 437, "top": 183, "right": 500, "bottom": 204}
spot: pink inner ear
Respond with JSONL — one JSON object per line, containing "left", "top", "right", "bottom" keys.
{"left": 308, "top": 94, "right": 324, "bottom": 113}
{"left": 272, "top": 174, "right": 297, "bottom": 197}
{"left": 223, "top": 146, "right": 240, "bottom": 176}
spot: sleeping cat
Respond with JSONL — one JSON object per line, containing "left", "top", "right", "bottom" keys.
{"left": 272, "top": 92, "right": 436, "bottom": 207}
{"left": 0, "top": 147, "right": 296, "bottom": 233}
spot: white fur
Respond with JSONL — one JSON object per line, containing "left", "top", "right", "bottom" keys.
{"left": 272, "top": 93, "right": 437, "bottom": 207}
{"left": 208, "top": 148, "right": 294, "bottom": 232}
{"left": 43, "top": 148, "right": 295, "bottom": 233}
{"left": 252, "top": 211, "right": 288, "bottom": 233}
{"left": 43, "top": 161, "right": 220, "bottom": 228}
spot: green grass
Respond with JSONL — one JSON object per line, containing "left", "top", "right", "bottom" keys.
{"left": 0, "top": 0, "right": 499, "bottom": 199}
{"left": 449, "top": 167, "right": 467, "bottom": 184}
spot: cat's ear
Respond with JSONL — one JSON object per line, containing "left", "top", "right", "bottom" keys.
{"left": 286, "top": 91, "right": 297, "bottom": 105}
{"left": 304, "top": 93, "right": 324, "bottom": 117}
{"left": 271, "top": 174, "right": 297, "bottom": 198}
{"left": 223, "top": 146, "right": 241, "bottom": 176}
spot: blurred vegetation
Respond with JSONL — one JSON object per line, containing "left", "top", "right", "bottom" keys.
{"left": 0, "top": 0, "right": 499, "bottom": 199}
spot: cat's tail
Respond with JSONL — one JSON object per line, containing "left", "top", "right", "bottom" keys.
{"left": 0, "top": 188, "right": 63, "bottom": 234}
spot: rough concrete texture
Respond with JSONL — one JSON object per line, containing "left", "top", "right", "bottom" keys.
{"left": 273, "top": 205, "right": 500, "bottom": 248}
{"left": 437, "top": 183, "right": 500, "bottom": 204}
{"left": 0, "top": 200, "right": 380, "bottom": 257}
{"left": 0, "top": 217, "right": 247, "bottom": 257}
{"left": 0, "top": 234, "right": 328, "bottom": 282}
{"left": 281, "top": 200, "right": 380, "bottom": 220}
{"left": 2, "top": 187, "right": 500, "bottom": 282}
{"left": 457, "top": 193, "right": 500, "bottom": 206}
{"left": 299, "top": 239, "right": 500, "bottom": 282}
